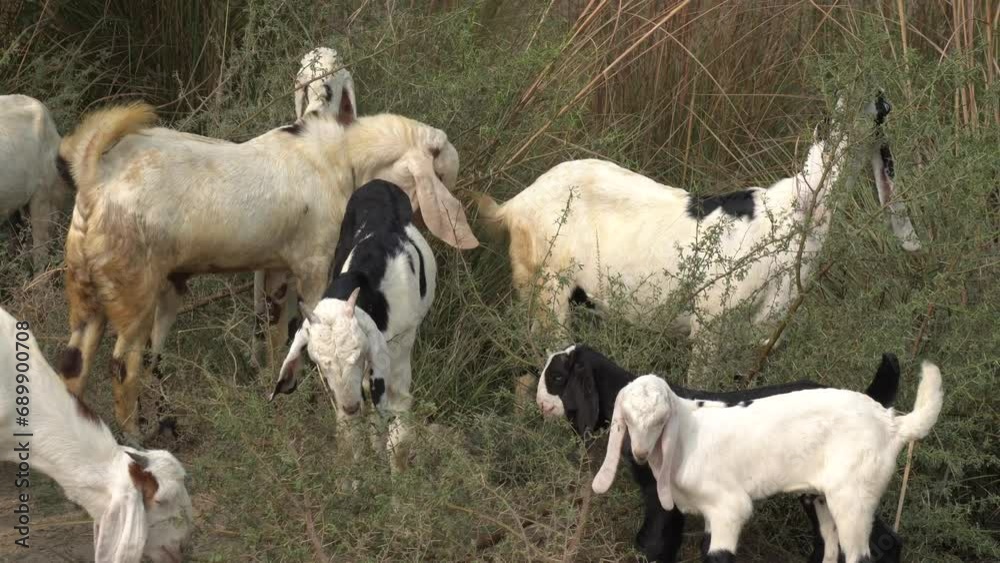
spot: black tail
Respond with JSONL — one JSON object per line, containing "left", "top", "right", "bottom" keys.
{"left": 865, "top": 353, "right": 900, "bottom": 408}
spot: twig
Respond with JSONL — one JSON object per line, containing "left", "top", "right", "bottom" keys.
{"left": 178, "top": 281, "right": 254, "bottom": 314}
{"left": 744, "top": 259, "right": 835, "bottom": 383}
{"left": 562, "top": 468, "right": 592, "bottom": 563}
{"left": 286, "top": 438, "right": 333, "bottom": 563}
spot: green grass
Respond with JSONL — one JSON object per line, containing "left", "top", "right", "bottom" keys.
{"left": 2, "top": 1, "right": 998, "bottom": 561}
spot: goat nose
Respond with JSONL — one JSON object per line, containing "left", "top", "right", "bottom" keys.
{"left": 342, "top": 402, "right": 361, "bottom": 416}
{"left": 634, "top": 452, "right": 648, "bottom": 464}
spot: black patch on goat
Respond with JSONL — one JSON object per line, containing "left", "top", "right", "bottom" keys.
{"left": 370, "top": 378, "right": 386, "bottom": 408}
{"left": 686, "top": 189, "right": 757, "bottom": 221}
{"left": 569, "top": 286, "right": 596, "bottom": 309}
{"left": 56, "top": 154, "right": 77, "bottom": 191}
{"left": 409, "top": 235, "right": 427, "bottom": 298}
{"left": 325, "top": 180, "right": 419, "bottom": 332}
{"left": 704, "top": 549, "right": 736, "bottom": 563}
{"left": 549, "top": 344, "right": 904, "bottom": 563}
{"left": 280, "top": 122, "right": 304, "bottom": 135}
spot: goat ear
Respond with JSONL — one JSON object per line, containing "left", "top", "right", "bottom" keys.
{"left": 592, "top": 393, "right": 626, "bottom": 494}
{"left": 336, "top": 77, "right": 357, "bottom": 126}
{"left": 567, "top": 359, "right": 599, "bottom": 437}
{"left": 653, "top": 398, "right": 678, "bottom": 510}
{"left": 94, "top": 474, "right": 147, "bottom": 563}
{"left": 270, "top": 328, "right": 309, "bottom": 400}
{"left": 128, "top": 458, "right": 160, "bottom": 506}
{"left": 402, "top": 151, "right": 478, "bottom": 250}
{"left": 345, "top": 287, "right": 361, "bottom": 318}
{"left": 356, "top": 313, "right": 391, "bottom": 412}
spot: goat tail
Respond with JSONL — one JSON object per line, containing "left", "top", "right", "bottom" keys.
{"left": 468, "top": 191, "right": 508, "bottom": 240}
{"left": 62, "top": 102, "right": 156, "bottom": 217}
{"left": 895, "top": 361, "right": 944, "bottom": 442}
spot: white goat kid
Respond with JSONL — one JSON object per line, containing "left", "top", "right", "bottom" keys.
{"left": 0, "top": 307, "right": 193, "bottom": 563}
{"left": 0, "top": 95, "right": 73, "bottom": 269}
{"left": 476, "top": 96, "right": 921, "bottom": 382}
{"left": 591, "top": 368, "right": 943, "bottom": 563}
{"left": 57, "top": 103, "right": 476, "bottom": 437}
{"left": 254, "top": 46, "right": 360, "bottom": 361}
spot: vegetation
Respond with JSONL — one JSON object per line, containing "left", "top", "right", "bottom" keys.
{"left": 1, "top": 1, "right": 997, "bottom": 561}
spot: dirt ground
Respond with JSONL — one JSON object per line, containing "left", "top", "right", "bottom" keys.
{"left": 0, "top": 463, "right": 94, "bottom": 562}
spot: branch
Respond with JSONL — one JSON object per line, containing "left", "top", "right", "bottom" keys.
{"left": 178, "top": 281, "right": 254, "bottom": 314}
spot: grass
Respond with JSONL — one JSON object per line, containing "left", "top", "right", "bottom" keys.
{"left": 2, "top": 0, "right": 999, "bottom": 561}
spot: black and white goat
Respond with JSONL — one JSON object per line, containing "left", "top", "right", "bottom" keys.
{"left": 476, "top": 95, "right": 921, "bottom": 382}
{"left": 0, "top": 307, "right": 193, "bottom": 562}
{"left": 270, "top": 180, "right": 436, "bottom": 472}
{"left": 590, "top": 362, "right": 942, "bottom": 563}
{"left": 537, "top": 345, "right": 903, "bottom": 563}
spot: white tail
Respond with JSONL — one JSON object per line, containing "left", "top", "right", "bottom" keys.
{"left": 896, "top": 361, "right": 944, "bottom": 442}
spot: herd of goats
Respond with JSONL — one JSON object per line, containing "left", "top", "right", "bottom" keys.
{"left": 0, "top": 46, "right": 943, "bottom": 563}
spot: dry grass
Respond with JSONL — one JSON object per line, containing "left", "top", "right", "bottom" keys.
{"left": 1, "top": 1, "right": 998, "bottom": 561}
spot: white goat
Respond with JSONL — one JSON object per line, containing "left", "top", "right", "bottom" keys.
{"left": 0, "top": 306, "right": 193, "bottom": 563}
{"left": 476, "top": 96, "right": 921, "bottom": 382}
{"left": 295, "top": 46, "right": 357, "bottom": 121}
{"left": 270, "top": 178, "right": 437, "bottom": 472}
{"left": 57, "top": 103, "right": 476, "bottom": 437}
{"left": 255, "top": 46, "right": 360, "bottom": 359}
{"left": 0, "top": 95, "right": 73, "bottom": 269}
{"left": 591, "top": 367, "right": 943, "bottom": 563}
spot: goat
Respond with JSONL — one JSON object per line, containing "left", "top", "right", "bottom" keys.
{"left": 475, "top": 95, "right": 921, "bottom": 383}
{"left": 0, "top": 306, "right": 193, "bottom": 562}
{"left": 537, "top": 344, "right": 902, "bottom": 563}
{"left": 0, "top": 95, "right": 73, "bottom": 270}
{"left": 254, "top": 46, "right": 360, "bottom": 360}
{"left": 57, "top": 103, "right": 476, "bottom": 438}
{"left": 270, "top": 180, "right": 436, "bottom": 472}
{"left": 590, "top": 363, "right": 943, "bottom": 563}
{"left": 295, "top": 46, "right": 357, "bottom": 122}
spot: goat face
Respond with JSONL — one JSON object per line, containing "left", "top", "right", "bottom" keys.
{"left": 99, "top": 450, "right": 193, "bottom": 563}
{"left": 537, "top": 345, "right": 601, "bottom": 436}
{"left": 272, "top": 289, "right": 390, "bottom": 419}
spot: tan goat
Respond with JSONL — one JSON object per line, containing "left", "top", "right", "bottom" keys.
{"left": 57, "top": 103, "right": 477, "bottom": 437}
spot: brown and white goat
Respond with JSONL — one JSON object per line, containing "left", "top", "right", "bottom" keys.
{"left": 57, "top": 102, "right": 477, "bottom": 437}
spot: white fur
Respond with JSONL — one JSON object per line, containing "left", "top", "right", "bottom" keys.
{"left": 274, "top": 224, "right": 437, "bottom": 472}
{"left": 0, "top": 307, "right": 192, "bottom": 563}
{"left": 0, "top": 95, "right": 72, "bottom": 268}
{"left": 592, "top": 368, "right": 943, "bottom": 563}
{"left": 295, "top": 47, "right": 357, "bottom": 121}
{"left": 482, "top": 102, "right": 920, "bottom": 378}
{"left": 60, "top": 103, "right": 475, "bottom": 434}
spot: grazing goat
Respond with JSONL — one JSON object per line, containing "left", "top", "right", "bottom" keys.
{"left": 57, "top": 103, "right": 476, "bottom": 437}
{"left": 537, "top": 345, "right": 902, "bottom": 563}
{"left": 0, "top": 307, "right": 193, "bottom": 563}
{"left": 255, "top": 46, "right": 360, "bottom": 358}
{"left": 590, "top": 364, "right": 943, "bottom": 563}
{"left": 294, "top": 46, "right": 357, "bottom": 122}
{"left": 270, "top": 180, "right": 436, "bottom": 472}
{"left": 0, "top": 95, "right": 73, "bottom": 269}
{"left": 476, "top": 95, "right": 921, "bottom": 382}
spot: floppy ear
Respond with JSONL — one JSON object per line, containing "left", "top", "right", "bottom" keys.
{"left": 652, "top": 396, "right": 678, "bottom": 511}
{"left": 592, "top": 393, "right": 626, "bottom": 494}
{"left": 336, "top": 75, "right": 357, "bottom": 125}
{"left": 566, "top": 359, "right": 600, "bottom": 437}
{"left": 94, "top": 466, "right": 148, "bottom": 563}
{"left": 403, "top": 153, "right": 478, "bottom": 250}
{"left": 270, "top": 327, "right": 310, "bottom": 400}
{"left": 354, "top": 311, "right": 391, "bottom": 413}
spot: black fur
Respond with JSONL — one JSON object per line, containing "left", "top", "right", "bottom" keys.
{"left": 569, "top": 286, "right": 596, "bottom": 309}
{"left": 324, "top": 180, "right": 423, "bottom": 332}
{"left": 686, "top": 189, "right": 758, "bottom": 221}
{"left": 545, "top": 345, "right": 903, "bottom": 563}
{"left": 280, "top": 122, "right": 304, "bottom": 135}
{"left": 704, "top": 550, "right": 736, "bottom": 563}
